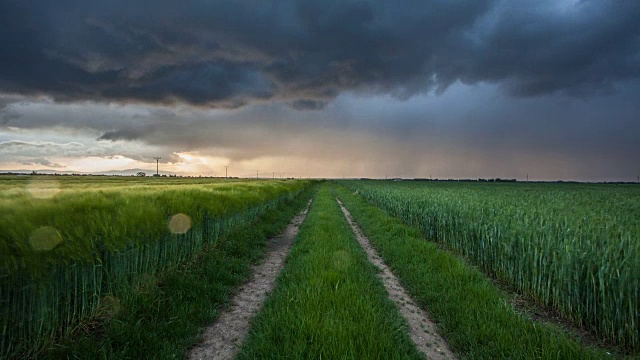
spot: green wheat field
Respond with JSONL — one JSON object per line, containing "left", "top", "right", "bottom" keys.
{"left": 1, "top": 176, "right": 638, "bottom": 359}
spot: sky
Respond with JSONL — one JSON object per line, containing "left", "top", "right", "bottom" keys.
{"left": 1, "top": 0, "right": 639, "bottom": 181}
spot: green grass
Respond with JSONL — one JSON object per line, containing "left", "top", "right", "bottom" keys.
{"left": 238, "top": 185, "right": 423, "bottom": 359}
{"left": 339, "top": 180, "right": 639, "bottom": 350}
{"left": 40, "top": 186, "right": 316, "bottom": 359}
{"left": 334, "top": 184, "right": 617, "bottom": 359}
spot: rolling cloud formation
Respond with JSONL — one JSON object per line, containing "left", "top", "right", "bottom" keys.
{"left": 2, "top": 0, "right": 639, "bottom": 108}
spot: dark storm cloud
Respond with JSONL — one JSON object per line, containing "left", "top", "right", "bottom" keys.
{"left": 1, "top": 0, "right": 639, "bottom": 107}
{"left": 446, "top": 1, "right": 640, "bottom": 96}
{"left": 290, "top": 99, "right": 328, "bottom": 110}
{"left": 97, "top": 127, "right": 147, "bottom": 142}
{"left": 0, "top": 97, "right": 20, "bottom": 110}
{"left": 0, "top": 96, "right": 23, "bottom": 124}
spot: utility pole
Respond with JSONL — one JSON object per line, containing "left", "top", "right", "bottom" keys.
{"left": 256, "top": 170, "right": 259, "bottom": 179}
{"left": 224, "top": 166, "right": 228, "bottom": 178}
{"left": 526, "top": 173, "right": 529, "bottom": 182}
{"left": 273, "top": 172, "right": 275, "bottom": 179}
{"left": 153, "top": 157, "right": 161, "bottom": 176}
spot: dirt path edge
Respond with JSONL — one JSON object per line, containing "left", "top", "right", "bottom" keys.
{"left": 188, "top": 200, "right": 312, "bottom": 360}
{"left": 337, "top": 198, "right": 456, "bottom": 360}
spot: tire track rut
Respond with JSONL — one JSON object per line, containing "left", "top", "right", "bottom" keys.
{"left": 189, "top": 200, "right": 312, "bottom": 360}
{"left": 337, "top": 198, "right": 456, "bottom": 360}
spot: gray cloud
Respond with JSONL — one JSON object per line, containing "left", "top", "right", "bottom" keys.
{"left": 1, "top": 0, "right": 639, "bottom": 182}
{"left": 0, "top": 133, "right": 179, "bottom": 168}
{"left": 0, "top": 140, "right": 85, "bottom": 152}
{"left": 0, "top": 140, "right": 85, "bottom": 165}
{"left": 17, "top": 158, "right": 65, "bottom": 167}
{"left": 1, "top": 0, "right": 639, "bottom": 108}
{"left": 0, "top": 96, "right": 20, "bottom": 110}
{"left": 86, "top": 85, "right": 640, "bottom": 171}
{"left": 2, "top": 78, "right": 638, "bottom": 181}
{"left": 0, "top": 96, "right": 23, "bottom": 124}
{"left": 97, "top": 128, "right": 146, "bottom": 142}
{"left": 289, "top": 99, "right": 328, "bottom": 111}
{"left": 1, "top": 86, "right": 638, "bottom": 180}
{"left": 1, "top": 111, "right": 20, "bottom": 125}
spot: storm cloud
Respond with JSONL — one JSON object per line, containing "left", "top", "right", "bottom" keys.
{"left": 1, "top": 0, "right": 639, "bottom": 107}
{"left": 1, "top": 0, "right": 639, "bottom": 181}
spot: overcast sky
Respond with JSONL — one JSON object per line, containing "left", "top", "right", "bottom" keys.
{"left": 1, "top": 0, "right": 639, "bottom": 180}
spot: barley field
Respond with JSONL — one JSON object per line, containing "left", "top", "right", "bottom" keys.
{"left": 2, "top": 177, "right": 636, "bottom": 358}
{"left": 0, "top": 176, "right": 311, "bottom": 358}
{"left": 340, "top": 180, "right": 640, "bottom": 350}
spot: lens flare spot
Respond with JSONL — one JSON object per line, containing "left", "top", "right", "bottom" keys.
{"left": 27, "top": 180, "right": 62, "bottom": 199}
{"left": 29, "top": 226, "right": 63, "bottom": 251}
{"left": 101, "top": 295, "right": 122, "bottom": 318}
{"left": 168, "top": 213, "right": 192, "bottom": 234}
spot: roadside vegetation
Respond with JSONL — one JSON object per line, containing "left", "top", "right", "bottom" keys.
{"left": 42, "top": 185, "right": 314, "bottom": 359}
{"left": 0, "top": 176, "right": 312, "bottom": 359}
{"left": 238, "top": 185, "right": 423, "bottom": 359}
{"left": 339, "top": 180, "right": 639, "bottom": 351}
{"left": 335, "top": 184, "right": 615, "bottom": 359}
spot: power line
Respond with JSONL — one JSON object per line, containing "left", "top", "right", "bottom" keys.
{"left": 152, "top": 157, "right": 161, "bottom": 176}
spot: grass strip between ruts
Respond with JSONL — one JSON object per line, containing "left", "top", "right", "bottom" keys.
{"left": 238, "top": 185, "right": 423, "bottom": 359}
{"left": 334, "top": 185, "right": 616, "bottom": 359}
{"left": 40, "top": 187, "right": 316, "bottom": 360}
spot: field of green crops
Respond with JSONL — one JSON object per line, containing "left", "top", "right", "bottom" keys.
{"left": 339, "top": 180, "right": 640, "bottom": 351}
{"left": 3, "top": 176, "right": 637, "bottom": 358}
{"left": 0, "top": 176, "right": 311, "bottom": 358}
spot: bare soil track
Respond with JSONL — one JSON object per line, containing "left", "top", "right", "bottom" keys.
{"left": 189, "top": 200, "right": 311, "bottom": 360}
{"left": 338, "top": 198, "right": 456, "bottom": 360}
